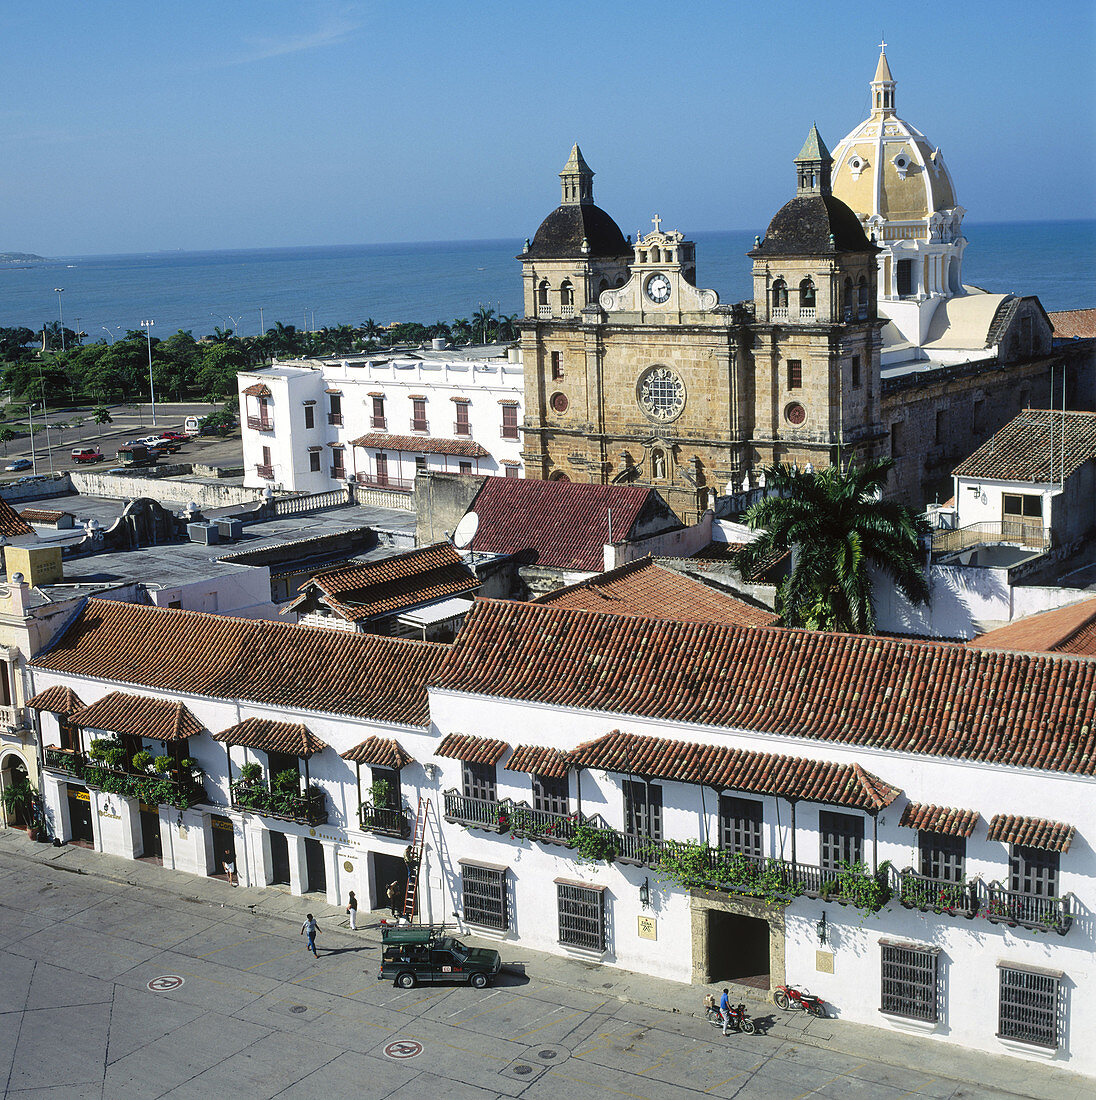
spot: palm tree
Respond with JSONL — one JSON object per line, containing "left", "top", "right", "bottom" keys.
{"left": 451, "top": 318, "right": 472, "bottom": 345}
{"left": 736, "top": 458, "right": 930, "bottom": 634}
{"left": 472, "top": 306, "right": 496, "bottom": 345}
{"left": 496, "top": 313, "right": 519, "bottom": 342}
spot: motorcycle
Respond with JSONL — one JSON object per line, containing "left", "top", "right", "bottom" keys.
{"left": 703, "top": 993, "right": 755, "bottom": 1034}
{"left": 773, "top": 984, "right": 827, "bottom": 1017}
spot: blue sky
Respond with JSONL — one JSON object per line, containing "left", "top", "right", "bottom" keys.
{"left": 3, "top": 0, "right": 1094, "bottom": 255}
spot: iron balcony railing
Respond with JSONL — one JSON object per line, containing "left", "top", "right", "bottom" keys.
{"left": 893, "top": 867, "right": 979, "bottom": 918}
{"left": 356, "top": 472, "right": 414, "bottom": 492}
{"left": 256, "top": 463, "right": 274, "bottom": 479}
{"left": 359, "top": 800, "right": 412, "bottom": 838}
{"left": 983, "top": 882, "right": 1073, "bottom": 935}
{"left": 932, "top": 520, "right": 1051, "bottom": 555}
{"left": 230, "top": 780, "right": 328, "bottom": 827}
{"left": 44, "top": 745, "right": 84, "bottom": 775}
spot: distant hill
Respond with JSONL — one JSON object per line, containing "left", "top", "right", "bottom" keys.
{"left": 0, "top": 252, "right": 47, "bottom": 263}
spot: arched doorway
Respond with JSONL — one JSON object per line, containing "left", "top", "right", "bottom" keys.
{"left": 1, "top": 754, "right": 30, "bottom": 828}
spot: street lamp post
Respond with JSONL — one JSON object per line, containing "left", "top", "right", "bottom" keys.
{"left": 101, "top": 327, "right": 116, "bottom": 343}
{"left": 27, "top": 403, "right": 37, "bottom": 476}
{"left": 53, "top": 288, "right": 65, "bottom": 351}
{"left": 140, "top": 320, "right": 157, "bottom": 427}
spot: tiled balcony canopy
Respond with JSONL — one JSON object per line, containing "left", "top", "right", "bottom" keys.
{"left": 569, "top": 730, "right": 900, "bottom": 812}
{"left": 26, "top": 685, "right": 85, "bottom": 716}
{"left": 899, "top": 802, "right": 979, "bottom": 838}
{"left": 349, "top": 433, "right": 490, "bottom": 459}
{"left": 988, "top": 814, "right": 1076, "bottom": 852}
{"left": 435, "top": 733, "right": 509, "bottom": 765}
{"left": 341, "top": 735, "right": 413, "bottom": 769}
{"left": 242, "top": 383, "right": 272, "bottom": 397}
{"left": 506, "top": 744, "right": 571, "bottom": 779}
{"left": 70, "top": 691, "right": 203, "bottom": 743}
{"left": 213, "top": 718, "right": 327, "bottom": 758}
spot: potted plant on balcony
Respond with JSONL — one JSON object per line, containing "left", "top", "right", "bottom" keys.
{"left": 270, "top": 769, "right": 301, "bottom": 817}
{"left": 132, "top": 750, "right": 153, "bottom": 774}
{"left": 572, "top": 822, "right": 620, "bottom": 864}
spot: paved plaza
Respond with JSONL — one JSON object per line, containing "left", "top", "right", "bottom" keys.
{"left": 0, "top": 833, "right": 1088, "bottom": 1099}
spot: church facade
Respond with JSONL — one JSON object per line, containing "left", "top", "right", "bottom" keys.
{"left": 518, "top": 51, "right": 1081, "bottom": 520}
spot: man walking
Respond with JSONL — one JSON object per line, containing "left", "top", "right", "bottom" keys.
{"left": 300, "top": 913, "right": 320, "bottom": 958}
{"left": 346, "top": 890, "right": 358, "bottom": 930}
{"left": 719, "top": 987, "right": 731, "bottom": 1036}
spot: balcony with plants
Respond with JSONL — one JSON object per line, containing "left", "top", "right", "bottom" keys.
{"left": 46, "top": 738, "right": 207, "bottom": 809}
{"left": 230, "top": 763, "right": 328, "bottom": 826}
{"left": 893, "top": 867, "right": 979, "bottom": 919}
{"left": 359, "top": 778, "right": 411, "bottom": 838}
{"left": 981, "top": 882, "right": 1073, "bottom": 935}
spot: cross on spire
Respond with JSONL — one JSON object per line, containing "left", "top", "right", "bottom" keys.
{"left": 879, "top": 34, "right": 886, "bottom": 52}
{"left": 651, "top": 213, "right": 662, "bottom": 234}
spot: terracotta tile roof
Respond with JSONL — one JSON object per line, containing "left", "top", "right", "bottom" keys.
{"left": 70, "top": 691, "right": 203, "bottom": 743}
{"left": 568, "top": 730, "right": 899, "bottom": 811}
{"left": 987, "top": 814, "right": 1075, "bottom": 853}
{"left": 898, "top": 802, "right": 979, "bottom": 838}
{"left": 348, "top": 433, "right": 489, "bottom": 459}
{"left": 435, "top": 733, "right": 509, "bottom": 765}
{"left": 285, "top": 543, "right": 478, "bottom": 622}
{"left": 242, "top": 382, "right": 272, "bottom": 397}
{"left": 341, "top": 736, "right": 414, "bottom": 769}
{"left": 538, "top": 557, "right": 778, "bottom": 627}
{"left": 19, "top": 509, "right": 68, "bottom": 524}
{"left": 506, "top": 744, "right": 571, "bottom": 779}
{"left": 0, "top": 497, "right": 34, "bottom": 537}
{"left": 25, "top": 685, "right": 84, "bottom": 715}
{"left": 466, "top": 478, "right": 673, "bottom": 572}
{"left": 967, "top": 597, "right": 1096, "bottom": 657}
{"left": 1047, "top": 309, "right": 1096, "bottom": 340}
{"left": 213, "top": 717, "right": 326, "bottom": 757}
{"left": 31, "top": 598, "right": 444, "bottom": 728}
{"left": 952, "top": 409, "right": 1096, "bottom": 483}
{"left": 435, "top": 599, "right": 1096, "bottom": 777}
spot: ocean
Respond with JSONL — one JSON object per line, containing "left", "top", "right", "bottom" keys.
{"left": 1, "top": 220, "right": 1092, "bottom": 342}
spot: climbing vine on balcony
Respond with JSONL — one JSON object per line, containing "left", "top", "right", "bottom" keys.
{"left": 571, "top": 823, "right": 621, "bottom": 864}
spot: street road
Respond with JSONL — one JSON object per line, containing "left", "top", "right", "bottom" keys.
{"left": 0, "top": 856, "right": 1020, "bottom": 1099}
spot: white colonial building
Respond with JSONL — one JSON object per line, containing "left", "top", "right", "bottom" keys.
{"left": 238, "top": 345, "right": 525, "bottom": 495}
{"left": 24, "top": 592, "right": 1096, "bottom": 1076}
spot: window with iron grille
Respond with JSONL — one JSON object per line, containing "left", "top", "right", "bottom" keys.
{"left": 880, "top": 942, "right": 938, "bottom": 1022}
{"left": 720, "top": 795, "right": 763, "bottom": 859}
{"left": 533, "top": 773, "right": 568, "bottom": 816}
{"left": 919, "top": 832, "right": 965, "bottom": 883}
{"left": 551, "top": 351, "right": 563, "bottom": 380}
{"left": 557, "top": 882, "right": 605, "bottom": 950}
{"left": 998, "top": 965, "right": 1060, "bottom": 1048}
{"left": 1009, "top": 845, "right": 1059, "bottom": 897}
{"left": 819, "top": 810, "right": 864, "bottom": 874}
{"left": 461, "top": 864, "right": 507, "bottom": 930}
{"left": 462, "top": 761, "right": 496, "bottom": 802}
{"left": 787, "top": 359, "right": 802, "bottom": 389}
{"left": 623, "top": 779, "right": 662, "bottom": 840}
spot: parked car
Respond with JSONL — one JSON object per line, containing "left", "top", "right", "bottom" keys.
{"left": 70, "top": 447, "right": 104, "bottom": 464}
{"left": 183, "top": 416, "right": 203, "bottom": 436}
{"left": 378, "top": 925, "right": 502, "bottom": 989}
{"left": 159, "top": 431, "right": 187, "bottom": 442}
{"left": 5, "top": 458, "right": 32, "bottom": 472}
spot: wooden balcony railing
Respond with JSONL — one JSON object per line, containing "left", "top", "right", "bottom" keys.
{"left": 44, "top": 745, "right": 84, "bottom": 776}
{"left": 356, "top": 473, "right": 414, "bottom": 492}
{"left": 230, "top": 780, "right": 328, "bottom": 826}
{"left": 454, "top": 421, "right": 471, "bottom": 436}
{"left": 44, "top": 746, "right": 205, "bottom": 809}
{"left": 983, "top": 882, "right": 1073, "bottom": 935}
{"left": 328, "top": 412, "right": 343, "bottom": 426}
{"left": 256, "top": 463, "right": 274, "bottom": 479}
{"left": 359, "top": 801, "right": 412, "bottom": 838}
{"left": 247, "top": 416, "right": 274, "bottom": 432}
{"left": 370, "top": 416, "right": 387, "bottom": 429}
{"left": 410, "top": 419, "right": 429, "bottom": 433}
{"left": 893, "top": 867, "right": 979, "bottom": 918}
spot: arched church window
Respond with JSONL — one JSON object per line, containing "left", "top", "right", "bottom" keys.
{"left": 598, "top": 279, "right": 609, "bottom": 295}
{"left": 843, "top": 277, "right": 854, "bottom": 318}
{"left": 651, "top": 247, "right": 661, "bottom": 263}
{"left": 857, "top": 275, "right": 869, "bottom": 318}
{"left": 615, "top": 276, "right": 625, "bottom": 288}
{"left": 771, "top": 278, "right": 788, "bottom": 311}
{"left": 560, "top": 281, "right": 574, "bottom": 307}
{"left": 537, "top": 280, "right": 550, "bottom": 306}
{"left": 799, "top": 278, "right": 816, "bottom": 309}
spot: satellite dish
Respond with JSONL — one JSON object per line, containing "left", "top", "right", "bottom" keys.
{"left": 453, "top": 511, "right": 480, "bottom": 550}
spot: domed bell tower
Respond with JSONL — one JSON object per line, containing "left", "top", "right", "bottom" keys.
{"left": 747, "top": 126, "right": 884, "bottom": 471}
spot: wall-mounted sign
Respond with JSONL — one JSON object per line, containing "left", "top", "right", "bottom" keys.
{"left": 637, "top": 916, "right": 657, "bottom": 941}
{"left": 816, "top": 950, "right": 834, "bottom": 974}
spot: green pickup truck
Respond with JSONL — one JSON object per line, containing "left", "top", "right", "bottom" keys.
{"left": 379, "top": 925, "right": 502, "bottom": 989}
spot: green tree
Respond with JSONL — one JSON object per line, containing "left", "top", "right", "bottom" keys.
{"left": 197, "top": 342, "right": 249, "bottom": 401}
{"left": 736, "top": 459, "right": 930, "bottom": 634}
{"left": 92, "top": 405, "right": 113, "bottom": 439}
{"left": 0, "top": 426, "right": 16, "bottom": 453}
{"left": 472, "top": 306, "right": 495, "bottom": 344}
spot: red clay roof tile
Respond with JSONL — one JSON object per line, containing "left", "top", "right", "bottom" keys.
{"left": 341, "top": 736, "right": 414, "bottom": 769}
{"left": 0, "top": 497, "right": 34, "bottom": 537}
{"left": 26, "top": 685, "right": 84, "bottom": 714}
{"left": 32, "top": 599, "right": 444, "bottom": 728}
{"left": 987, "top": 814, "right": 1075, "bottom": 852}
{"left": 506, "top": 745, "right": 571, "bottom": 779}
{"left": 953, "top": 409, "right": 1096, "bottom": 483}
{"left": 465, "top": 478, "right": 674, "bottom": 572}
{"left": 71, "top": 691, "right": 203, "bottom": 743}
{"left": 568, "top": 730, "right": 899, "bottom": 811}
{"left": 538, "top": 557, "right": 778, "bottom": 626}
{"left": 898, "top": 802, "right": 979, "bottom": 838}
{"left": 348, "top": 433, "right": 489, "bottom": 458}
{"left": 242, "top": 383, "right": 272, "bottom": 397}
{"left": 434, "top": 599, "right": 1096, "bottom": 777}
{"left": 435, "top": 733, "right": 509, "bottom": 765}
{"left": 1047, "top": 309, "right": 1096, "bottom": 340}
{"left": 212, "top": 717, "right": 326, "bottom": 757}
{"left": 968, "top": 597, "right": 1096, "bottom": 657}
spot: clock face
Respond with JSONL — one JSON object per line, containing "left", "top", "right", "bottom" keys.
{"left": 645, "top": 273, "right": 672, "bottom": 304}
{"left": 637, "top": 365, "right": 686, "bottom": 422}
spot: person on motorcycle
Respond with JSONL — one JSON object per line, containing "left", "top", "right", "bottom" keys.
{"left": 719, "top": 988, "right": 731, "bottom": 1035}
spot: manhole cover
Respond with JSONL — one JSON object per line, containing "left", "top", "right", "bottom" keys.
{"left": 289, "top": 1005, "right": 307, "bottom": 1013}
{"left": 538, "top": 1050, "right": 557, "bottom": 1060}
{"left": 514, "top": 1065, "right": 533, "bottom": 1075}
{"left": 147, "top": 975, "right": 184, "bottom": 992}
